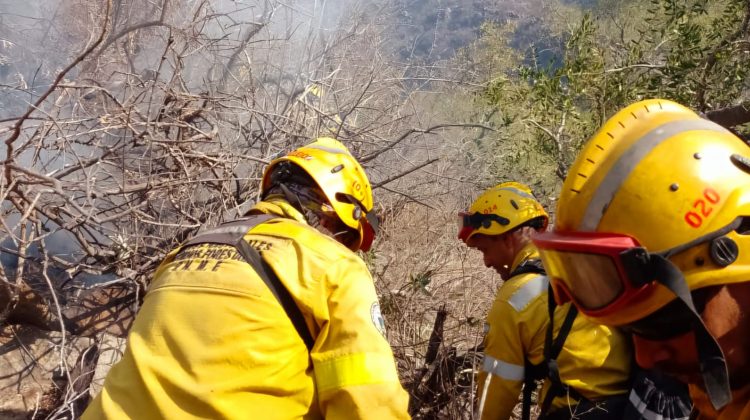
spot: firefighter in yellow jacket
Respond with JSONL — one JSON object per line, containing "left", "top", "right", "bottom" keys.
{"left": 458, "top": 182, "right": 632, "bottom": 420}
{"left": 532, "top": 99, "right": 750, "bottom": 419}
{"left": 82, "top": 138, "right": 410, "bottom": 419}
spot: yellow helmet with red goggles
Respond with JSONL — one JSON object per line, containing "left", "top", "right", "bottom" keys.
{"left": 533, "top": 99, "right": 750, "bottom": 410}
{"left": 458, "top": 181, "right": 548, "bottom": 242}
{"left": 535, "top": 99, "right": 750, "bottom": 326}
{"left": 261, "top": 137, "right": 378, "bottom": 252}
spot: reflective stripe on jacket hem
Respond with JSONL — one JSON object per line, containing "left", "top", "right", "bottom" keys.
{"left": 628, "top": 389, "right": 690, "bottom": 420}
{"left": 481, "top": 355, "right": 524, "bottom": 381}
{"left": 313, "top": 352, "right": 399, "bottom": 392}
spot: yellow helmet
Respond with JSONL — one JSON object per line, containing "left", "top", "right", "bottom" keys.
{"left": 458, "top": 181, "right": 548, "bottom": 242}
{"left": 553, "top": 98, "right": 750, "bottom": 325}
{"left": 261, "top": 137, "right": 378, "bottom": 251}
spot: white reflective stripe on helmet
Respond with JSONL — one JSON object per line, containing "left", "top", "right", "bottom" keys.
{"left": 304, "top": 144, "right": 348, "bottom": 155}
{"left": 497, "top": 186, "right": 536, "bottom": 200}
{"left": 580, "top": 119, "right": 729, "bottom": 230}
{"left": 481, "top": 355, "right": 525, "bottom": 381}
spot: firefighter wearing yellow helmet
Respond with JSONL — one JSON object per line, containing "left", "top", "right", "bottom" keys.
{"left": 83, "top": 137, "right": 410, "bottom": 419}
{"left": 458, "top": 182, "right": 632, "bottom": 420}
{"left": 533, "top": 99, "right": 750, "bottom": 418}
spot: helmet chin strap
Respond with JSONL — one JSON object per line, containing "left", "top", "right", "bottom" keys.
{"left": 278, "top": 183, "right": 325, "bottom": 230}
{"left": 277, "top": 183, "right": 356, "bottom": 247}
{"left": 649, "top": 254, "right": 732, "bottom": 410}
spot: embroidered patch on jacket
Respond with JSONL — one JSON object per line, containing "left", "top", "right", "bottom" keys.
{"left": 371, "top": 302, "right": 386, "bottom": 336}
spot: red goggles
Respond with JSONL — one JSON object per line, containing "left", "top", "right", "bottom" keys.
{"left": 532, "top": 218, "right": 740, "bottom": 319}
{"left": 533, "top": 223, "right": 740, "bottom": 412}
{"left": 532, "top": 231, "right": 657, "bottom": 317}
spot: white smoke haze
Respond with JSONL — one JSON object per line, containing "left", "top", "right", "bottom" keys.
{"left": 0, "top": 1, "right": 80, "bottom": 118}
{"left": 13, "top": 0, "right": 743, "bottom": 418}
{"left": 0, "top": 0, "right": 463, "bottom": 292}
{"left": 0, "top": 0, "right": 544, "bottom": 417}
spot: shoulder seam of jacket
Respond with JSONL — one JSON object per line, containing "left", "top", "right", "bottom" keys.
{"left": 507, "top": 275, "right": 548, "bottom": 312}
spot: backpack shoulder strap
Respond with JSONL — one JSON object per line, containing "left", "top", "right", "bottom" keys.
{"left": 540, "top": 283, "right": 581, "bottom": 415}
{"left": 518, "top": 259, "right": 549, "bottom": 420}
{"left": 183, "top": 214, "right": 315, "bottom": 351}
{"left": 517, "top": 260, "right": 581, "bottom": 418}
{"left": 522, "top": 357, "right": 548, "bottom": 420}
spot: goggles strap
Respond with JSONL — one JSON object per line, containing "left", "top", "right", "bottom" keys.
{"left": 338, "top": 193, "right": 380, "bottom": 235}
{"left": 278, "top": 184, "right": 331, "bottom": 233}
{"left": 660, "top": 217, "right": 742, "bottom": 259}
{"left": 364, "top": 206, "right": 379, "bottom": 235}
{"left": 464, "top": 212, "right": 510, "bottom": 229}
{"left": 650, "top": 254, "right": 732, "bottom": 410}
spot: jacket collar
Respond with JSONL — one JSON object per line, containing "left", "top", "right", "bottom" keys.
{"left": 510, "top": 242, "right": 540, "bottom": 274}
{"left": 248, "top": 196, "right": 309, "bottom": 225}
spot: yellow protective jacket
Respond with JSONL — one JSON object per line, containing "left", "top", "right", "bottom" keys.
{"left": 691, "top": 384, "right": 750, "bottom": 419}
{"left": 476, "top": 243, "right": 632, "bottom": 420}
{"left": 83, "top": 199, "right": 410, "bottom": 420}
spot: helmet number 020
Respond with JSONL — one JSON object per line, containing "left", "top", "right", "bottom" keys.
{"left": 684, "top": 188, "right": 720, "bottom": 228}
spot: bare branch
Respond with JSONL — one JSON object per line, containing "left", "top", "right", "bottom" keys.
{"left": 373, "top": 158, "right": 439, "bottom": 189}
{"left": 361, "top": 123, "right": 496, "bottom": 163}
{"left": 3, "top": 0, "right": 112, "bottom": 183}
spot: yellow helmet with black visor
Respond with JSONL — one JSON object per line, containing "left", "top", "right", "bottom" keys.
{"left": 458, "top": 181, "right": 548, "bottom": 243}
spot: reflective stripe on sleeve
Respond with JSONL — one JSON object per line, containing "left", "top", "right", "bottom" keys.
{"left": 508, "top": 275, "right": 548, "bottom": 312}
{"left": 481, "top": 355, "right": 525, "bottom": 381}
{"left": 313, "top": 352, "right": 399, "bottom": 393}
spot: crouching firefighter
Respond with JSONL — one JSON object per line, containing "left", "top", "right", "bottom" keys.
{"left": 458, "top": 182, "right": 633, "bottom": 420}
{"left": 82, "top": 137, "right": 410, "bottom": 420}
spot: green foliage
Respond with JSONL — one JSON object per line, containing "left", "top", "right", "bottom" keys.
{"left": 627, "top": 0, "right": 750, "bottom": 108}
{"left": 474, "top": 0, "right": 750, "bottom": 182}
{"left": 409, "top": 269, "right": 435, "bottom": 295}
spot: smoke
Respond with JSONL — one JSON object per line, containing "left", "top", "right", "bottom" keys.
{"left": 0, "top": 0, "right": 364, "bottom": 114}
{"left": 0, "top": 1, "right": 87, "bottom": 119}
{"left": 0, "top": 0, "right": 390, "bottom": 287}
